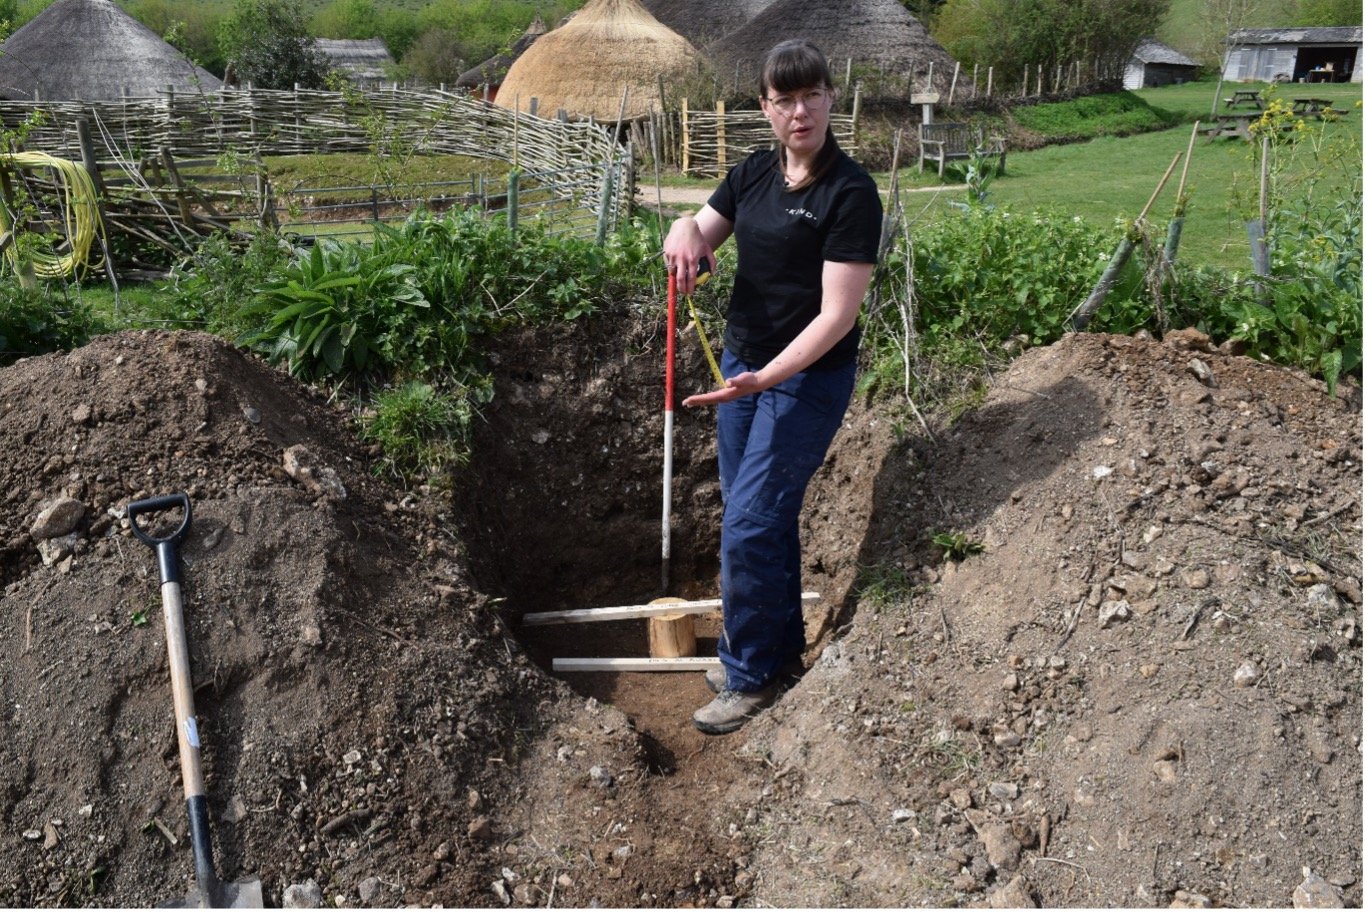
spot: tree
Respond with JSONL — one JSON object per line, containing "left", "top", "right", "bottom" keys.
{"left": 934, "top": 0, "right": 1171, "bottom": 84}
{"left": 1292, "top": 0, "right": 1361, "bottom": 25}
{"left": 312, "top": 0, "right": 422, "bottom": 60}
{"left": 219, "top": 0, "right": 330, "bottom": 90}
{"left": 401, "top": 28, "right": 467, "bottom": 86}
{"left": 129, "top": 0, "right": 228, "bottom": 75}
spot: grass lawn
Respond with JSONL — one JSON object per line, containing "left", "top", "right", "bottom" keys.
{"left": 881, "top": 80, "right": 1362, "bottom": 270}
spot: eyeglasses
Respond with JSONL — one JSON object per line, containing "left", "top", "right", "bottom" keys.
{"left": 764, "top": 88, "right": 830, "bottom": 116}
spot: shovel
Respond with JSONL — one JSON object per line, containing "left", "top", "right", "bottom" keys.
{"left": 128, "top": 493, "right": 263, "bottom": 909}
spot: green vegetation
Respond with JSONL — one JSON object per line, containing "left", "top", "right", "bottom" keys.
{"left": 1010, "top": 91, "right": 1182, "bottom": 140}
{"left": 360, "top": 379, "right": 485, "bottom": 484}
{"left": 934, "top": 0, "right": 1170, "bottom": 80}
{"left": 930, "top": 531, "right": 985, "bottom": 562}
{"left": 855, "top": 563, "right": 919, "bottom": 608}
{"left": 0, "top": 280, "right": 97, "bottom": 367}
{"left": 219, "top": 0, "right": 330, "bottom": 89}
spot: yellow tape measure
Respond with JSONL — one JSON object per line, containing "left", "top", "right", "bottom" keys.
{"left": 686, "top": 260, "right": 725, "bottom": 387}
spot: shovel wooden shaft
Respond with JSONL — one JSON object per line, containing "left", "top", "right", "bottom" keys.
{"left": 162, "top": 572, "right": 206, "bottom": 801}
{"left": 156, "top": 543, "right": 219, "bottom": 898}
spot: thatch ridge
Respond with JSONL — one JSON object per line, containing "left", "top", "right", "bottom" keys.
{"left": 315, "top": 38, "right": 394, "bottom": 84}
{"left": 706, "top": 0, "right": 961, "bottom": 94}
{"left": 0, "top": 0, "right": 222, "bottom": 101}
{"left": 494, "top": 0, "right": 699, "bottom": 121}
{"left": 639, "top": 0, "right": 775, "bottom": 49}
{"left": 456, "top": 15, "right": 547, "bottom": 90}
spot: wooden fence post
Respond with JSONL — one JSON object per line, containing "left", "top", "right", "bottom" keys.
{"left": 681, "top": 97, "right": 690, "bottom": 175}
{"left": 507, "top": 168, "right": 519, "bottom": 235}
{"left": 986, "top": 67, "right": 993, "bottom": 97}
{"left": 716, "top": 99, "right": 727, "bottom": 172}
{"left": 948, "top": 62, "right": 960, "bottom": 105}
{"left": 595, "top": 164, "right": 613, "bottom": 245}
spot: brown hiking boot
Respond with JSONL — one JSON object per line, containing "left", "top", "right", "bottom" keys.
{"left": 692, "top": 686, "right": 778, "bottom": 735}
{"left": 704, "top": 661, "right": 804, "bottom": 694}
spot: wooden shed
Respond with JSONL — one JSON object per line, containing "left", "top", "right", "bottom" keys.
{"left": 1222, "top": 26, "right": 1361, "bottom": 84}
{"left": 1123, "top": 38, "right": 1199, "bottom": 89}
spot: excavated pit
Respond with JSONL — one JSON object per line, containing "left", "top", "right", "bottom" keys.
{"left": 451, "top": 315, "right": 892, "bottom": 768}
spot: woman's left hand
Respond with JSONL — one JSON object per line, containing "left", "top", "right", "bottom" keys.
{"left": 682, "top": 371, "right": 763, "bottom": 407}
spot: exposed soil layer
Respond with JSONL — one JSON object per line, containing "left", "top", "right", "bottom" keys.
{"left": 0, "top": 324, "right": 1359, "bottom": 908}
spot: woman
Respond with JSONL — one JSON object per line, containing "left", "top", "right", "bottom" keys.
{"left": 663, "top": 38, "right": 882, "bottom": 735}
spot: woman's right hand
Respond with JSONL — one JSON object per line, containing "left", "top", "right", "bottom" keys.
{"left": 663, "top": 211, "right": 723, "bottom": 296}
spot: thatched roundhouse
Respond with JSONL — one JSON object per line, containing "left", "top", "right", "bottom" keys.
{"left": 315, "top": 38, "right": 395, "bottom": 88}
{"left": 640, "top": 0, "right": 775, "bottom": 50}
{"left": 706, "top": 0, "right": 961, "bottom": 95}
{"left": 495, "top": 0, "right": 700, "bottom": 121}
{"left": 0, "top": 0, "right": 222, "bottom": 101}
{"left": 455, "top": 15, "right": 547, "bottom": 101}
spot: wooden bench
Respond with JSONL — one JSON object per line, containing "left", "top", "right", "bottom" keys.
{"left": 917, "top": 123, "right": 1007, "bottom": 177}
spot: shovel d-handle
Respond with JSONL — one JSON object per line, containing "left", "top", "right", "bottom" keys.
{"left": 128, "top": 493, "right": 219, "bottom": 900}
{"left": 127, "top": 493, "right": 192, "bottom": 586}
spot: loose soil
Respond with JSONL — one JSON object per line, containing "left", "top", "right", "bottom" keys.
{"left": 0, "top": 320, "right": 1358, "bottom": 908}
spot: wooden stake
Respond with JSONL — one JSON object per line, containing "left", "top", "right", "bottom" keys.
{"left": 646, "top": 597, "right": 696, "bottom": 657}
{"left": 649, "top": 613, "right": 696, "bottom": 657}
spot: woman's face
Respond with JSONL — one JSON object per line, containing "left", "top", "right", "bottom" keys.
{"left": 761, "top": 84, "right": 833, "bottom": 157}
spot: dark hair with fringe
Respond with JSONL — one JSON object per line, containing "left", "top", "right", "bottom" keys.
{"left": 760, "top": 38, "right": 839, "bottom": 191}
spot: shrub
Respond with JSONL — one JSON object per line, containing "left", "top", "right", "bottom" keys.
{"left": 0, "top": 281, "right": 98, "bottom": 366}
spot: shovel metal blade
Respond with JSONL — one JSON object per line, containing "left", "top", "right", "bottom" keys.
{"left": 164, "top": 875, "right": 264, "bottom": 909}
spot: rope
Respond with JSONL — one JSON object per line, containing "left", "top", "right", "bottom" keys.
{"left": 0, "top": 152, "right": 105, "bottom": 279}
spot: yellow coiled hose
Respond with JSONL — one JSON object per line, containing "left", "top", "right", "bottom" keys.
{"left": 0, "top": 152, "right": 104, "bottom": 279}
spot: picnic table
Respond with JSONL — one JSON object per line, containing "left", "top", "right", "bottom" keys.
{"left": 1204, "top": 113, "right": 1257, "bottom": 141}
{"left": 1223, "top": 89, "right": 1263, "bottom": 110}
{"left": 1292, "top": 97, "right": 1334, "bottom": 118}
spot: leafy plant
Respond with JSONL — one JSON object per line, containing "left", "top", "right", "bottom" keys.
{"left": 241, "top": 238, "right": 429, "bottom": 380}
{"left": 0, "top": 280, "right": 97, "bottom": 367}
{"left": 1178, "top": 102, "right": 1362, "bottom": 395}
{"left": 931, "top": 530, "right": 985, "bottom": 561}
{"left": 161, "top": 231, "right": 293, "bottom": 334}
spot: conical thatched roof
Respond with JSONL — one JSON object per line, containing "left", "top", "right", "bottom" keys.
{"left": 456, "top": 15, "right": 547, "bottom": 90}
{"left": 0, "top": 0, "right": 222, "bottom": 101}
{"left": 639, "top": 0, "right": 775, "bottom": 49}
{"left": 706, "top": 0, "right": 961, "bottom": 94}
{"left": 315, "top": 38, "right": 395, "bottom": 86}
{"left": 495, "top": 0, "right": 699, "bottom": 121}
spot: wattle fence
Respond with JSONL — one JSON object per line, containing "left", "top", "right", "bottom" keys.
{"left": 0, "top": 86, "right": 636, "bottom": 250}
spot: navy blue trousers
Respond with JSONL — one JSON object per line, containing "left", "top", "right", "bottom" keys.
{"left": 715, "top": 349, "right": 855, "bottom": 692}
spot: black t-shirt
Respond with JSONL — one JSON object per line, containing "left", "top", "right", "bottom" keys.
{"left": 707, "top": 145, "right": 882, "bottom": 370}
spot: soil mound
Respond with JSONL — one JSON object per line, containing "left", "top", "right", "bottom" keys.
{"left": 0, "top": 325, "right": 1358, "bottom": 908}
{"left": 0, "top": 330, "right": 664, "bottom": 907}
{"left": 737, "top": 331, "right": 1362, "bottom": 907}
